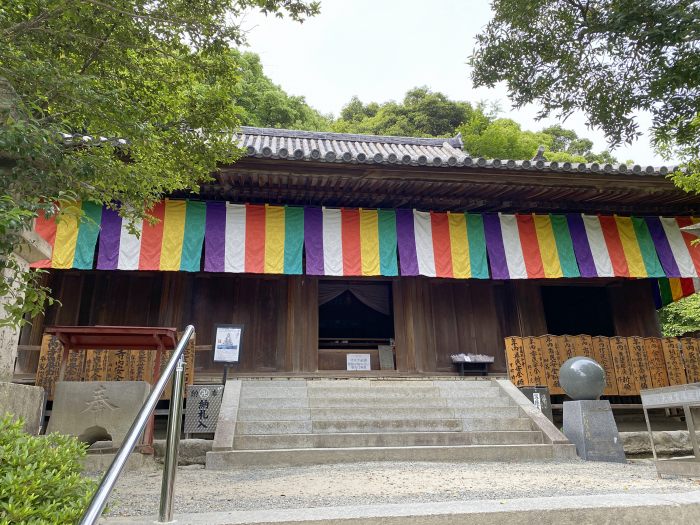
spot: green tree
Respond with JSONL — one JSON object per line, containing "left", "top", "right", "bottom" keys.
{"left": 333, "top": 87, "right": 478, "bottom": 137}
{"left": 660, "top": 294, "right": 700, "bottom": 337}
{"left": 470, "top": 0, "right": 698, "bottom": 175}
{"left": 460, "top": 118, "right": 554, "bottom": 160}
{"left": 234, "top": 51, "right": 331, "bottom": 130}
{"left": 0, "top": 0, "right": 319, "bottom": 326}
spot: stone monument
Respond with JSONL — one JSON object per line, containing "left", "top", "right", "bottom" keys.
{"left": 560, "top": 356, "right": 626, "bottom": 463}
{"left": 47, "top": 381, "right": 150, "bottom": 447}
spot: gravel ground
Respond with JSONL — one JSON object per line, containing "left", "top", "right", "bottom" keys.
{"left": 98, "top": 459, "right": 700, "bottom": 517}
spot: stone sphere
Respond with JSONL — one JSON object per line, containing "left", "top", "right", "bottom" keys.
{"left": 559, "top": 356, "right": 606, "bottom": 400}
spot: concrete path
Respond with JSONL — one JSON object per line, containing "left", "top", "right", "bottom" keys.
{"left": 102, "top": 491, "right": 700, "bottom": 524}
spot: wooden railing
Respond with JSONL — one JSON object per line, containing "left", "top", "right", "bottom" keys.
{"left": 504, "top": 335, "right": 700, "bottom": 396}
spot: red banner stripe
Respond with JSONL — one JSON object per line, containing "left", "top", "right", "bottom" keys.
{"left": 430, "top": 212, "right": 454, "bottom": 278}
{"left": 341, "top": 208, "right": 362, "bottom": 276}
{"left": 598, "top": 215, "right": 630, "bottom": 277}
{"left": 138, "top": 201, "right": 166, "bottom": 270}
{"left": 516, "top": 214, "right": 545, "bottom": 278}
{"left": 245, "top": 205, "right": 266, "bottom": 273}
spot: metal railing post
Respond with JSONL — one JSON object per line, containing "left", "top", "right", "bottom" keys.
{"left": 158, "top": 354, "right": 186, "bottom": 523}
{"left": 79, "top": 325, "right": 194, "bottom": 525}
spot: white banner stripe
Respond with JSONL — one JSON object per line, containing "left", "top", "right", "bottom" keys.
{"left": 499, "top": 214, "right": 527, "bottom": 279}
{"left": 117, "top": 219, "right": 142, "bottom": 270}
{"left": 322, "top": 208, "right": 343, "bottom": 276}
{"left": 413, "top": 210, "right": 436, "bottom": 277}
{"left": 660, "top": 217, "right": 698, "bottom": 278}
{"left": 581, "top": 215, "right": 614, "bottom": 277}
{"left": 225, "top": 203, "right": 246, "bottom": 273}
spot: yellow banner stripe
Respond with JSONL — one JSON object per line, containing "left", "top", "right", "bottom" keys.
{"left": 448, "top": 212, "right": 470, "bottom": 278}
{"left": 615, "top": 216, "right": 647, "bottom": 277}
{"left": 264, "top": 205, "right": 286, "bottom": 273}
{"left": 670, "top": 278, "right": 684, "bottom": 301}
{"left": 360, "top": 209, "right": 380, "bottom": 275}
{"left": 533, "top": 215, "right": 563, "bottom": 278}
{"left": 52, "top": 202, "right": 81, "bottom": 269}
{"left": 160, "top": 200, "right": 187, "bottom": 271}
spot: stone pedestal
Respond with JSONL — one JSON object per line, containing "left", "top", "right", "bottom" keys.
{"left": 0, "top": 382, "right": 45, "bottom": 434}
{"left": 47, "top": 381, "right": 150, "bottom": 446}
{"left": 563, "top": 400, "right": 626, "bottom": 463}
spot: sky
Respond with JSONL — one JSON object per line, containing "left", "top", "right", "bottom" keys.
{"left": 241, "top": 0, "right": 671, "bottom": 167}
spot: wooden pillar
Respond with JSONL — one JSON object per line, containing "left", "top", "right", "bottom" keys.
{"left": 285, "top": 276, "right": 318, "bottom": 373}
{"left": 393, "top": 279, "right": 417, "bottom": 373}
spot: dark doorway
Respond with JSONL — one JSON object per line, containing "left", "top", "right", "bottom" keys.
{"left": 541, "top": 285, "right": 615, "bottom": 336}
{"left": 318, "top": 282, "right": 394, "bottom": 340}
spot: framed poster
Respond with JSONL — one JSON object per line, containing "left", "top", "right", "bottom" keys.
{"left": 213, "top": 324, "right": 243, "bottom": 363}
{"left": 347, "top": 353, "right": 371, "bottom": 371}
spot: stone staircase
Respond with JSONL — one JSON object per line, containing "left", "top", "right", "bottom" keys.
{"left": 206, "top": 378, "right": 576, "bottom": 469}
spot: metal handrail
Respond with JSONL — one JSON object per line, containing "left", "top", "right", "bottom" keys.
{"left": 79, "top": 324, "right": 195, "bottom": 525}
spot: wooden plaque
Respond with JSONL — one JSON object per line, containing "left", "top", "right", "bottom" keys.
{"left": 557, "top": 335, "right": 577, "bottom": 361}
{"left": 681, "top": 338, "right": 700, "bottom": 384}
{"left": 573, "top": 334, "right": 594, "bottom": 359}
{"left": 539, "top": 335, "right": 564, "bottom": 395}
{"left": 661, "top": 337, "right": 687, "bottom": 386}
{"left": 643, "top": 338, "right": 670, "bottom": 389}
{"left": 35, "top": 334, "right": 63, "bottom": 399}
{"left": 523, "top": 336, "right": 546, "bottom": 387}
{"left": 504, "top": 336, "right": 529, "bottom": 387}
{"left": 63, "top": 349, "right": 86, "bottom": 382}
{"left": 84, "top": 349, "right": 109, "bottom": 381}
{"left": 106, "top": 350, "right": 131, "bottom": 381}
{"left": 609, "top": 336, "right": 636, "bottom": 395}
{"left": 591, "top": 336, "right": 618, "bottom": 396}
{"left": 627, "top": 336, "right": 653, "bottom": 392}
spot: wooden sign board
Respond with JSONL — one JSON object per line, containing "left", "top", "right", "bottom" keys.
{"left": 627, "top": 336, "right": 653, "bottom": 392}
{"left": 523, "top": 336, "right": 546, "bottom": 387}
{"left": 609, "top": 336, "right": 636, "bottom": 395}
{"left": 573, "top": 334, "right": 594, "bottom": 359}
{"left": 539, "top": 335, "right": 564, "bottom": 395}
{"left": 661, "top": 337, "right": 688, "bottom": 386}
{"left": 643, "top": 338, "right": 670, "bottom": 389}
{"left": 504, "top": 336, "right": 529, "bottom": 387}
{"left": 680, "top": 338, "right": 700, "bottom": 384}
{"left": 557, "top": 335, "right": 577, "bottom": 362}
{"left": 35, "top": 334, "right": 63, "bottom": 399}
{"left": 591, "top": 336, "right": 619, "bottom": 396}
{"left": 84, "top": 349, "right": 109, "bottom": 382}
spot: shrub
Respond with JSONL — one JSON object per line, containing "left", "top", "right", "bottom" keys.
{"left": 0, "top": 415, "right": 96, "bottom": 524}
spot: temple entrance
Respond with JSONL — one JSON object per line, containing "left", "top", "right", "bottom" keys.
{"left": 541, "top": 285, "right": 615, "bottom": 337}
{"left": 318, "top": 281, "right": 394, "bottom": 371}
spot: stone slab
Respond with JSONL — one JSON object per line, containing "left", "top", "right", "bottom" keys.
{"left": 563, "top": 400, "right": 626, "bottom": 463}
{"left": 153, "top": 438, "right": 212, "bottom": 465}
{"left": 82, "top": 451, "right": 149, "bottom": 473}
{"left": 655, "top": 457, "right": 700, "bottom": 477}
{"left": 622, "top": 431, "right": 693, "bottom": 456}
{"left": 101, "top": 491, "right": 700, "bottom": 525}
{"left": 0, "top": 381, "right": 44, "bottom": 434}
{"left": 212, "top": 380, "right": 242, "bottom": 451}
{"left": 47, "top": 381, "right": 149, "bottom": 447}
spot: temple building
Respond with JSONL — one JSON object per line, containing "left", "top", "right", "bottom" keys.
{"left": 15, "top": 126, "right": 700, "bottom": 394}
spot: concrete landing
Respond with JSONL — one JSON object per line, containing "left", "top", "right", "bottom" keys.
{"left": 102, "top": 490, "right": 700, "bottom": 524}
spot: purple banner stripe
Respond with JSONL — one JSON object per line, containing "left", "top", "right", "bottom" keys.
{"left": 645, "top": 216, "right": 680, "bottom": 277}
{"left": 96, "top": 207, "right": 121, "bottom": 270}
{"left": 483, "top": 214, "right": 509, "bottom": 279}
{"left": 204, "top": 201, "right": 226, "bottom": 272}
{"left": 304, "top": 207, "right": 324, "bottom": 275}
{"left": 566, "top": 213, "right": 598, "bottom": 277}
{"left": 396, "top": 209, "right": 418, "bottom": 276}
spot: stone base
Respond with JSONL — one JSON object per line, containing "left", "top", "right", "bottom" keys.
{"left": 563, "top": 400, "right": 626, "bottom": 463}
{"left": 47, "top": 381, "right": 150, "bottom": 447}
{"left": 0, "top": 381, "right": 45, "bottom": 434}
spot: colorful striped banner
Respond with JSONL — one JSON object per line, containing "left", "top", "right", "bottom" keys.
{"left": 653, "top": 277, "right": 700, "bottom": 308}
{"left": 31, "top": 201, "right": 102, "bottom": 270}
{"left": 27, "top": 200, "right": 700, "bottom": 308}
{"left": 97, "top": 199, "right": 206, "bottom": 272}
{"left": 203, "top": 203, "right": 304, "bottom": 274}
{"left": 484, "top": 213, "right": 580, "bottom": 279}
{"left": 397, "top": 210, "right": 488, "bottom": 278}
{"left": 305, "top": 207, "right": 398, "bottom": 276}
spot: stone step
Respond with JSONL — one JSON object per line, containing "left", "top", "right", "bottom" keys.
{"left": 236, "top": 405, "right": 521, "bottom": 422}
{"left": 306, "top": 387, "right": 443, "bottom": 398}
{"left": 207, "top": 443, "right": 578, "bottom": 469}
{"left": 233, "top": 430, "right": 544, "bottom": 450}
{"left": 462, "top": 417, "right": 533, "bottom": 431}
{"left": 311, "top": 419, "right": 464, "bottom": 433}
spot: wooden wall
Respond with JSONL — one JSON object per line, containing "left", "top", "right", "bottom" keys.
{"left": 21, "top": 271, "right": 661, "bottom": 377}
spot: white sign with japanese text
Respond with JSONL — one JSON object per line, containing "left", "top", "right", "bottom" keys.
{"left": 346, "top": 353, "right": 371, "bottom": 371}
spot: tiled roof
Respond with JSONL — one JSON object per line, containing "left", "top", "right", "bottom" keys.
{"left": 237, "top": 126, "right": 676, "bottom": 176}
